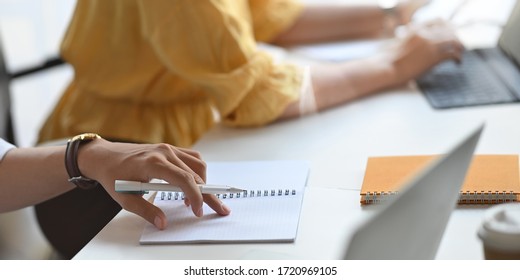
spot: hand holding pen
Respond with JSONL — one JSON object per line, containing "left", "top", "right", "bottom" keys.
{"left": 76, "top": 138, "right": 231, "bottom": 230}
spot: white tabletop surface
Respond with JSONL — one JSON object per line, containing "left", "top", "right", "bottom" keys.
{"left": 74, "top": 0, "right": 520, "bottom": 260}
{"left": 74, "top": 85, "right": 520, "bottom": 260}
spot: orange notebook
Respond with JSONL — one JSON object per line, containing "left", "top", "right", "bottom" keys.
{"left": 360, "top": 154, "right": 520, "bottom": 205}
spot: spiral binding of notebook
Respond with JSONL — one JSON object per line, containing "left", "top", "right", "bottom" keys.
{"left": 458, "top": 191, "right": 517, "bottom": 204}
{"left": 362, "top": 191, "right": 399, "bottom": 204}
{"left": 362, "top": 190, "right": 518, "bottom": 205}
{"left": 159, "top": 188, "right": 298, "bottom": 201}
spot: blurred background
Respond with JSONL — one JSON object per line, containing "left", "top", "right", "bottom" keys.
{"left": 1, "top": 0, "right": 516, "bottom": 148}
{"left": 0, "top": 0, "right": 74, "bottom": 148}
{"left": 0, "top": 0, "right": 515, "bottom": 148}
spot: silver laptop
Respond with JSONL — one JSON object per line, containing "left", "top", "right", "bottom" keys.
{"left": 344, "top": 124, "right": 483, "bottom": 259}
{"left": 417, "top": 0, "right": 520, "bottom": 108}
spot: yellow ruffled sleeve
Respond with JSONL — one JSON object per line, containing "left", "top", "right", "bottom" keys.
{"left": 248, "top": 0, "right": 304, "bottom": 42}
{"left": 138, "top": 0, "right": 304, "bottom": 127}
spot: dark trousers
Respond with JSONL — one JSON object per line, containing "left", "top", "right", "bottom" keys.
{"left": 34, "top": 137, "right": 141, "bottom": 259}
{"left": 34, "top": 185, "right": 121, "bottom": 259}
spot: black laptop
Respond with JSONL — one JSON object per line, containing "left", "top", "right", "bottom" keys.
{"left": 416, "top": 0, "right": 520, "bottom": 109}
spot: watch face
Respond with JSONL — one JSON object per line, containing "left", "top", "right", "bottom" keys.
{"left": 71, "top": 133, "right": 101, "bottom": 142}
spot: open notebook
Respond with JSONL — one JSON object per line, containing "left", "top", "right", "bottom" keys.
{"left": 360, "top": 154, "right": 520, "bottom": 204}
{"left": 140, "top": 160, "right": 310, "bottom": 244}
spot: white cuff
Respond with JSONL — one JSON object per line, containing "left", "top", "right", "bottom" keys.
{"left": 298, "top": 66, "right": 317, "bottom": 116}
{"left": 0, "top": 138, "right": 15, "bottom": 161}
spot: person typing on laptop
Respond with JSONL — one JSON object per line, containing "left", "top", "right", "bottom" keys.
{"left": 417, "top": 0, "right": 520, "bottom": 108}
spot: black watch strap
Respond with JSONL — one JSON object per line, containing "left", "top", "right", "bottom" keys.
{"left": 65, "top": 133, "right": 102, "bottom": 190}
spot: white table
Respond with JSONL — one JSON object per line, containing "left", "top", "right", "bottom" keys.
{"left": 74, "top": 0, "right": 520, "bottom": 260}
{"left": 74, "top": 85, "right": 520, "bottom": 260}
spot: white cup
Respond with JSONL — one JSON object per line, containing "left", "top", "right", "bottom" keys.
{"left": 477, "top": 203, "right": 520, "bottom": 259}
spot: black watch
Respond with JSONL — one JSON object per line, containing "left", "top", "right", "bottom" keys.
{"left": 65, "top": 133, "right": 102, "bottom": 190}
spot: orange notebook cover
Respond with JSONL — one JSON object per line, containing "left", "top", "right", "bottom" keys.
{"left": 360, "top": 154, "right": 520, "bottom": 204}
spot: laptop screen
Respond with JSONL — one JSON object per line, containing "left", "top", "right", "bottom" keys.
{"left": 499, "top": 0, "right": 520, "bottom": 67}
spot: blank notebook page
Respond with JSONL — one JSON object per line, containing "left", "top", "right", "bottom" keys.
{"left": 139, "top": 160, "right": 309, "bottom": 244}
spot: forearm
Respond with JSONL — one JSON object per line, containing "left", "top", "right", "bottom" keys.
{"left": 0, "top": 136, "right": 230, "bottom": 227}
{"left": 313, "top": 55, "right": 396, "bottom": 110}
{"left": 279, "top": 18, "right": 463, "bottom": 119}
{"left": 279, "top": 55, "right": 395, "bottom": 119}
{"left": 271, "top": 4, "right": 386, "bottom": 46}
{"left": 0, "top": 146, "right": 72, "bottom": 212}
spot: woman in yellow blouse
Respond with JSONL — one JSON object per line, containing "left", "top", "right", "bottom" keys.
{"left": 38, "top": 0, "right": 461, "bottom": 148}
{"left": 35, "top": 0, "right": 463, "bottom": 258}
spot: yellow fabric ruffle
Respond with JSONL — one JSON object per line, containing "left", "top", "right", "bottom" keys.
{"left": 38, "top": 0, "right": 304, "bottom": 147}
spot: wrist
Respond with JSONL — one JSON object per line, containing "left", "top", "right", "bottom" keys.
{"left": 65, "top": 133, "right": 103, "bottom": 190}
{"left": 379, "top": 0, "right": 399, "bottom": 37}
{"left": 76, "top": 136, "right": 109, "bottom": 182}
{"left": 366, "top": 54, "right": 400, "bottom": 90}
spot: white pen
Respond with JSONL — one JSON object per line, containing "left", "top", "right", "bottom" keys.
{"left": 115, "top": 180, "right": 245, "bottom": 195}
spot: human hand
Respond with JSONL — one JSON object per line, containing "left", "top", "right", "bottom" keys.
{"left": 384, "top": 19, "right": 464, "bottom": 86}
{"left": 77, "top": 138, "right": 231, "bottom": 230}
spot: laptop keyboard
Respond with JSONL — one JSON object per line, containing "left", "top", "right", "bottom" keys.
{"left": 416, "top": 49, "right": 519, "bottom": 109}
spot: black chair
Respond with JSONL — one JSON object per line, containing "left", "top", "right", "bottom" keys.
{"left": 0, "top": 37, "right": 15, "bottom": 143}
{"left": 0, "top": 36, "right": 64, "bottom": 144}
